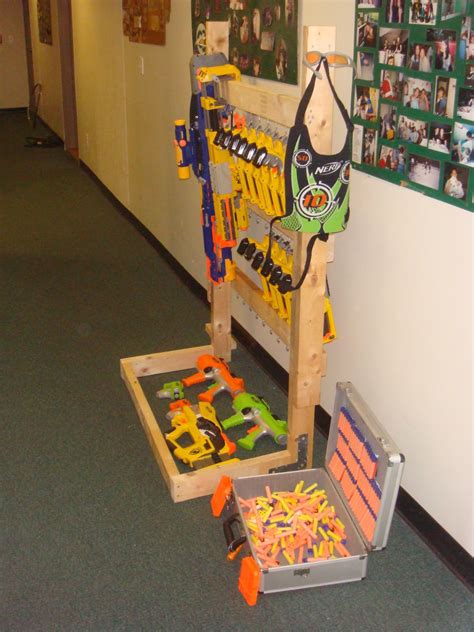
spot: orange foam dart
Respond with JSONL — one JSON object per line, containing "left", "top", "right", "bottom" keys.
{"left": 328, "top": 452, "right": 345, "bottom": 481}
{"left": 360, "top": 509, "right": 377, "bottom": 542}
{"left": 297, "top": 545, "right": 304, "bottom": 564}
{"left": 338, "top": 411, "right": 351, "bottom": 436}
{"left": 334, "top": 541, "right": 351, "bottom": 558}
{"left": 238, "top": 556, "right": 261, "bottom": 606}
{"left": 341, "top": 470, "right": 356, "bottom": 500}
{"left": 337, "top": 434, "right": 350, "bottom": 461}
{"left": 265, "top": 485, "right": 273, "bottom": 503}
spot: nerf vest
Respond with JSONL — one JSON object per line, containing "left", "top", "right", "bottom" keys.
{"left": 281, "top": 59, "right": 354, "bottom": 235}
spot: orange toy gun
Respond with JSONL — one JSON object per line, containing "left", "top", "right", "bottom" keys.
{"left": 182, "top": 354, "right": 245, "bottom": 403}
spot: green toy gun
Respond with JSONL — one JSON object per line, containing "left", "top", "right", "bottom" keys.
{"left": 220, "top": 393, "right": 288, "bottom": 451}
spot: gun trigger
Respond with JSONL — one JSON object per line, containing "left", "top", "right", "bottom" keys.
{"left": 247, "top": 425, "right": 260, "bottom": 434}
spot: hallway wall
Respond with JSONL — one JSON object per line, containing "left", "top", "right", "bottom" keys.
{"left": 32, "top": 0, "right": 473, "bottom": 555}
{"left": 27, "top": 0, "right": 64, "bottom": 137}
{"left": 0, "top": 0, "right": 29, "bottom": 108}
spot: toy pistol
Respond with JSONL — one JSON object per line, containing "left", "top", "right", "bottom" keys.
{"left": 220, "top": 393, "right": 288, "bottom": 451}
{"left": 165, "top": 401, "right": 237, "bottom": 469}
{"left": 182, "top": 354, "right": 245, "bottom": 403}
{"left": 156, "top": 380, "right": 185, "bottom": 401}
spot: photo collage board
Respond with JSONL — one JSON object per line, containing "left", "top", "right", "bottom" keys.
{"left": 352, "top": 0, "right": 474, "bottom": 211}
{"left": 191, "top": 0, "right": 298, "bottom": 85}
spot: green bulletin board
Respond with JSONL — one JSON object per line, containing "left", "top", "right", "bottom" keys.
{"left": 352, "top": 0, "right": 474, "bottom": 211}
{"left": 191, "top": 0, "right": 298, "bottom": 85}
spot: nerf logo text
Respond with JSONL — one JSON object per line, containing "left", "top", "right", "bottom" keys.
{"left": 312, "top": 161, "right": 341, "bottom": 177}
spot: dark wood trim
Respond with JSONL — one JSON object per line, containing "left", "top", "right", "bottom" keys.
{"left": 79, "top": 159, "right": 474, "bottom": 592}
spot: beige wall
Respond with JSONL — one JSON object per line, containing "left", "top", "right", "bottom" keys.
{"left": 52, "top": 0, "right": 473, "bottom": 554}
{"left": 0, "top": 0, "right": 29, "bottom": 108}
{"left": 71, "top": 0, "right": 129, "bottom": 206}
{"left": 28, "top": 0, "right": 64, "bottom": 137}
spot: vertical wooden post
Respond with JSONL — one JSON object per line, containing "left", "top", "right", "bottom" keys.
{"left": 210, "top": 281, "right": 233, "bottom": 360}
{"left": 286, "top": 26, "right": 336, "bottom": 466}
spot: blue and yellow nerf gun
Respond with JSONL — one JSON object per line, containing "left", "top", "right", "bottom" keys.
{"left": 174, "top": 54, "right": 241, "bottom": 285}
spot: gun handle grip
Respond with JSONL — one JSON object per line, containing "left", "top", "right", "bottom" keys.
{"left": 238, "top": 428, "right": 263, "bottom": 451}
{"left": 221, "top": 413, "right": 244, "bottom": 430}
{"left": 182, "top": 372, "right": 205, "bottom": 387}
{"left": 198, "top": 384, "right": 219, "bottom": 403}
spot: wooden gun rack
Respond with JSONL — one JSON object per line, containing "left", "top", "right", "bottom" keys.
{"left": 121, "top": 27, "right": 337, "bottom": 502}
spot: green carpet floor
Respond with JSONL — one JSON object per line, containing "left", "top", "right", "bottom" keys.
{"left": 1, "top": 110, "right": 473, "bottom": 631}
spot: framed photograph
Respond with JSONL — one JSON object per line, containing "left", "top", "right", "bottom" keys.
{"left": 380, "top": 69, "right": 404, "bottom": 100}
{"left": 428, "top": 122, "right": 452, "bottom": 153}
{"left": 457, "top": 87, "right": 474, "bottom": 121}
{"left": 354, "top": 85, "right": 379, "bottom": 121}
{"left": 358, "top": 0, "right": 382, "bottom": 7}
{"left": 357, "top": 12, "right": 379, "bottom": 48}
{"left": 427, "top": 29, "right": 457, "bottom": 72}
{"left": 451, "top": 122, "right": 474, "bottom": 167}
{"left": 443, "top": 163, "right": 469, "bottom": 201}
{"left": 378, "top": 145, "right": 407, "bottom": 173}
{"left": 353, "top": 126, "right": 378, "bottom": 165}
{"left": 386, "top": 0, "right": 406, "bottom": 23}
{"left": 407, "top": 43, "right": 434, "bottom": 72}
{"left": 403, "top": 77, "right": 432, "bottom": 111}
{"left": 409, "top": 0, "right": 437, "bottom": 25}
{"left": 357, "top": 51, "right": 375, "bottom": 81}
{"left": 466, "top": 63, "right": 474, "bottom": 86}
{"left": 380, "top": 103, "right": 398, "bottom": 139}
{"left": 434, "top": 76, "right": 456, "bottom": 117}
{"left": 408, "top": 154, "right": 441, "bottom": 189}
{"left": 379, "top": 28, "right": 409, "bottom": 66}
{"left": 459, "top": 16, "right": 471, "bottom": 60}
{"left": 397, "top": 115, "right": 429, "bottom": 145}
{"left": 440, "top": 0, "right": 468, "bottom": 21}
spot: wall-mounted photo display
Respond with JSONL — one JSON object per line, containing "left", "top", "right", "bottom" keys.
{"left": 354, "top": 85, "right": 379, "bottom": 120}
{"left": 380, "top": 102, "right": 398, "bottom": 138}
{"left": 397, "top": 114, "right": 429, "bottom": 144}
{"left": 358, "top": 11, "right": 379, "bottom": 46}
{"left": 403, "top": 76, "right": 432, "bottom": 110}
{"left": 428, "top": 121, "right": 452, "bottom": 151}
{"left": 353, "top": 125, "right": 378, "bottom": 165}
{"left": 357, "top": 51, "right": 376, "bottom": 80}
{"left": 457, "top": 87, "right": 474, "bottom": 119}
{"left": 452, "top": 121, "right": 474, "bottom": 165}
{"left": 466, "top": 62, "right": 474, "bottom": 84}
{"left": 381, "top": 68, "right": 405, "bottom": 98}
{"left": 408, "top": 153, "right": 441, "bottom": 188}
{"left": 191, "top": 0, "right": 298, "bottom": 84}
{"left": 427, "top": 29, "right": 457, "bottom": 71}
{"left": 441, "top": 0, "right": 468, "bottom": 20}
{"left": 408, "top": 42, "right": 434, "bottom": 71}
{"left": 378, "top": 144, "right": 407, "bottom": 171}
{"left": 379, "top": 28, "right": 409, "bottom": 65}
{"left": 352, "top": 0, "right": 474, "bottom": 211}
{"left": 443, "top": 162, "right": 469, "bottom": 199}
{"left": 409, "top": 0, "right": 438, "bottom": 25}
{"left": 386, "top": 0, "right": 407, "bottom": 23}
{"left": 434, "top": 76, "right": 457, "bottom": 116}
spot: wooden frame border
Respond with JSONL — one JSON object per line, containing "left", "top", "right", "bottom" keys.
{"left": 120, "top": 343, "right": 293, "bottom": 502}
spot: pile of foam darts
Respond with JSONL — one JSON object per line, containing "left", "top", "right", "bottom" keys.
{"left": 238, "top": 480, "right": 351, "bottom": 569}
